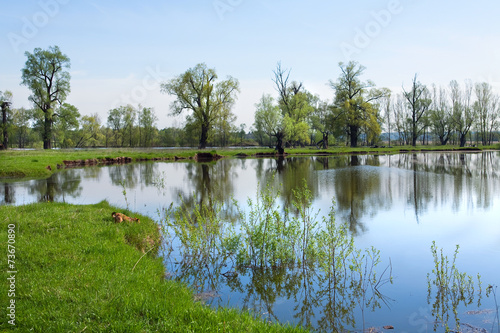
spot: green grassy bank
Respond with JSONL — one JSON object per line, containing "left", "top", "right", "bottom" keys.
{"left": 0, "top": 201, "right": 305, "bottom": 332}
{"left": 1, "top": 145, "right": 497, "bottom": 179}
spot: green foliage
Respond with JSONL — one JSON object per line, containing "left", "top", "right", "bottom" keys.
{"left": 330, "top": 61, "right": 386, "bottom": 147}
{"left": 165, "top": 196, "right": 230, "bottom": 264}
{"left": 163, "top": 178, "right": 393, "bottom": 331}
{"left": 272, "top": 63, "right": 315, "bottom": 149}
{"left": 0, "top": 202, "right": 304, "bottom": 332}
{"left": 237, "top": 181, "right": 299, "bottom": 267}
{"left": 20, "top": 45, "right": 71, "bottom": 149}
{"left": 161, "top": 63, "right": 240, "bottom": 149}
{"left": 254, "top": 94, "right": 282, "bottom": 146}
{"left": 427, "top": 241, "right": 483, "bottom": 332}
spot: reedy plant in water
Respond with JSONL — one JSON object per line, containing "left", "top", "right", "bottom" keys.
{"left": 486, "top": 284, "right": 500, "bottom": 333}
{"left": 163, "top": 178, "right": 393, "bottom": 331}
{"left": 236, "top": 180, "right": 297, "bottom": 267}
{"left": 427, "top": 241, "right": 483, "bottom": 332}
{"left": 236, "top": 179, "right": 322, "bottom": 268}
{"left": 164, "top": 194, "right": 229, "bottom": 266}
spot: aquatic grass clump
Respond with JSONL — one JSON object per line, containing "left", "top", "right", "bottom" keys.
{"left": 163, "top": 178, "right": 394, "bottom": 331}
{"left": 165, "top": 196, "right": 231, "bottom": 265}
{"left": 235, "top": 181, "right": 305, "bottom": 268}
{"left": 427, "top": 241, "right": 483, "bottom": 332}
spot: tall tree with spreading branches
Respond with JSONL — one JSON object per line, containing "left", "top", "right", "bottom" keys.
{"left": 161, "top": 63, "right": 239, "bottom": 149}
{"left": 21, "top": 45, "right": 71, "bottom": 149}
{"left": 330, "top": 61, "right": 386, "bottom": 147}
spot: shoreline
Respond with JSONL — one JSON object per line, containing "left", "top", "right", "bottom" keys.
{"left": 0, "top": 145, "right": 497, "bottom": 179}
{"left": 0, "top": 201, "right": 305, "bottom": 332}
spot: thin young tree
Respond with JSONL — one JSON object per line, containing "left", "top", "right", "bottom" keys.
{"left": 450, "top": 80, "right": 474, "bottom": 147}
{"left": 402, "top": 74, "right": 431, "bottom": 147}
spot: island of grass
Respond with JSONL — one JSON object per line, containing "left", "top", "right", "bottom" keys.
{"left": 1, "top": 145, "right": 496, "bottom": 179}
{"left": 0, "top": 201, "right": 305, "bottom": 332}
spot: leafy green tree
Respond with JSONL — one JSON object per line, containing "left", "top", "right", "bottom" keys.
{"left": 402, "top": 74, "right": 431, "bottom": 146}
{"left": 330, "top": 61, "right": 385, "bottom": 147}
{"left": 76, "top": 114, "right": 104, "bottom": 148}
{"left": 107, "top": 107, "right": 123, "bottom": 147}
{"left": 214, "top": 105, "right": 236, "bottom": 147}
{"left": 253, "top": 93, "right": 281, "bottom": 147}
{"left": 107, "top": 105, "right": 136, "bottom": 147}
{"left": 158, "top": 127, "right": 185, "bottom": 147}
{"left": 272, "top": 62, "right": 313, "bottom": 152}
{"left": 309, "top": 98, "right": 338, "bottom": 149}
{"left": 282, "top": 90, "right": 314, "bottom": 146}
{"left": 161, "top": 63, "right": 240, "bottom": 149}
{"left": 21, "top": 45, "right": 71, "bottom": 149}
{"left": 53, "top": 103, "right": 80, "bottom": 148}
{"left": 138, "top": 107, "right": 158, "bottom": 147}
{"left": 0, "top": 90, "right": 13, "bottom": 149}
{"left": 11, "top": 107, "right": 34, "bottom": 148}
{"left": 122, "top": 105, "right": 137, "bottom": 147}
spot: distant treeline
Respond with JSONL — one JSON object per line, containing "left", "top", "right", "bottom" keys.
{"left": 1, "top": 46, "right": 499, "bottom": 150}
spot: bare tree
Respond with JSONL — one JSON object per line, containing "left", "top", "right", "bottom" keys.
{"left": 402, "top": 75, "right": 431, "bottom": 146}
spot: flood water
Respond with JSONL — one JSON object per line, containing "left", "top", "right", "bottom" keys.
{"left": 2, "top": 152, "right": 500, "bottom": 332}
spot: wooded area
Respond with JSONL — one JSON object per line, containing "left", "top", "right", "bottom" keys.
{"left": 1, "top": 46, "right": 499, "bottom": 150}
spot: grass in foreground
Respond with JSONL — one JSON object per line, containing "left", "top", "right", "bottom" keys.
{"left": 0, "top": 201, "right": 305, "bottom": 332}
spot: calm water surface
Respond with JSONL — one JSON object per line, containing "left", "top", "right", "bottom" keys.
{"left": 2, "top": 152, "right": 499, "bottom": 332}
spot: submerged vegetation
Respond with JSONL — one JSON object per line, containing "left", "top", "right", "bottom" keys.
{"left": 427, "top": 241, "right": 485, "bottom": 332}
{"left": 163, "top": 179, "right": 393, "bottom": 331}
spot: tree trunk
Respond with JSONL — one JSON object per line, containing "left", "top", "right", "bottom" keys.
{"left": 43, "top": 112, "right": 52, "bottom": 149}
{"left": 275, "top": 131, "right": 285, "bottom": 155}
{"left": 322, "top": 132, "right": 329, "bottom": 149}
{"left": 459, "top": 134, "right": 467, "bottom": 147}
{"left": 1, "top": 102, "right": 8, "bottom": 149}
{"left": 349, "top": 125, "right": 359, "bottom": 148}
{"left": 199, "top": 123, "right": 209, "bottom": 149}
{"left": 411, "top": 131, "right": 417, "bottom": 147}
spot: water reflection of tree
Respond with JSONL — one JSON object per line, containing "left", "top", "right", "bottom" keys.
{"left": 108, "top": 163, "right": 141, "bottom": 189}
{"left": 27, "top": 169, "right": 84, "bottom": 202}
{"left": 329, "top": 155, "right": 387, "bottom": 235}
{"left": 257, "top": 157, "right": 319, "bottom": 212}
{"left": 1, "top": 182, "right": 15, "bottom": 204}
{"left": 390, "top": 152, "right": 500, "bottom": 216}
{"left": 171, "top": 160, "right": 239, "bottom": 223}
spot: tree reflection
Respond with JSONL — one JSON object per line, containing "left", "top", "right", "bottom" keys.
{"left": 1, "top": 182, "right": 15, "bottom": 204}
{"left": 26, "top": 169, "right": 84, "bottom": 202}
{"left": 257, "top": 157, "right": 319, "bottom": 213}
{"left": 171, "top": 160, "right": 239, "bottom": 223}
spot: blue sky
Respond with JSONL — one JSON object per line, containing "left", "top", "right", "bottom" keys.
{"left": 1, "top": 0, "right": 499, "bottom": 128}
